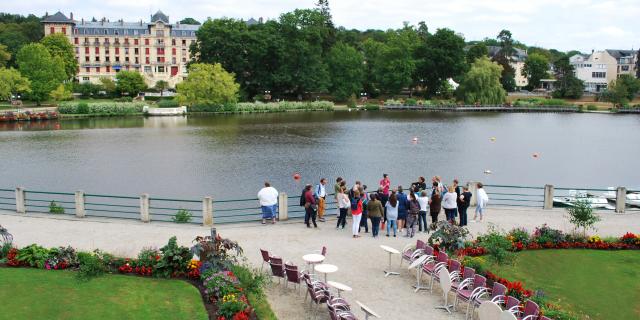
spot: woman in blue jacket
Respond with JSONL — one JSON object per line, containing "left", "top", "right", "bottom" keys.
{"left": 396, "top": 186, "right": 409, "bottom": 232}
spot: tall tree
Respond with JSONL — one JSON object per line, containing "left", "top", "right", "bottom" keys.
{"left": 493, "top": 29, "right": 516, "bottom": 92}
{"left": 0, "top": 44, "right": 10, "bottom": 68}
{"left": 466, "top": 43, "right": 488, "bottom": 64}
{"left": 415, "top": 28, "right": 466, "bottom": 96}
{"left": 16, "top": 43, "right": 65, "bottom": 103}
{"left": 154, "top": 80, "right": 169, "bottom": 96}
{"left": 457, "top": 57, "right": 506, "bottom": 104}
{"left": 115, "top": 71, "right": 147, "bottom": 96}
{"left": 327, "top": 42, "right": 364, "bottom": 101}
{"left": 176, "top": 63, "right": 239, "bottom": 105}
{"left": 636, "top": 49, "right": 640, "bottom": 79}
{"left": 0, "top": 13, "right": 43, "bottom": 67}
{"left": 40, "top": 33, "right": 78, "bottom": 80}
{"left": 179, "top": 17, "right": 200, "bottom": 25}
{"left": 601, "top": 74, "right": 640, "bottom": 106}
{"left": 552, "top": 56, "right": 584, "bottom": 99}
{"left": 522, "top": 53, "right": 550, "bottom": 90}
{"left": 0, "top": 67, "right": 31, "bottom": 101}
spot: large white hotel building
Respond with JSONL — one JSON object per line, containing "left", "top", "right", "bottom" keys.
{"left": 42, "top": 11, "right": 198, "bottom": 88}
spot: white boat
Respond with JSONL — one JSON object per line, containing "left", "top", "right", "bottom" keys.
{"left": 142, "top": 105, "right": 187, "bottom": 116}
{"left": 627, "top": 193, "right": 640, "bottom": 207}
{"left": 603, "top": 187, "right": 640, "bottom": 207}
{"left": 553, "top": 190, "right": 615, "bottom": 209}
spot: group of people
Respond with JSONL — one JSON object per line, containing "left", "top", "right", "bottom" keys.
{"left": 257, "top": 174, "right": 490, "bottom": 238}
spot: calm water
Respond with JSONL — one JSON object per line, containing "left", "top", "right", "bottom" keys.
{"left": 0, "top": 111, "right": 639, "bottom": 199}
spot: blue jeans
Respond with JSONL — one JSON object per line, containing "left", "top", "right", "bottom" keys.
{"left": 418, "top": 211, "right": 428, "bottom": 231}
{"left": 386, "top": 219, "right": 397, "bottom": 236}
{"left": 371, "top": 216, "right": 381, "bottom": 237}
{"left": 445, "top": 208, "right": 456, "bottom": 221}
{"left": 459, "top": 206, "right": 468, "bottom": 226}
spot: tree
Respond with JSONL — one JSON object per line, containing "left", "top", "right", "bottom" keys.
{"left": 636, "top": 49, "right": 640, "bottom": 79}
{"left": 0, "top": 14, "right": 43, "bottom": 67}
{"left": 40, "top": 33, "right": 78, "bottom": 80}
{"left": 566, "top": 198, "right": 600, "bottom": 236}
{"left": 179, "top": 17, "right": 200, "bottom": 25}
{"left": 457, "top": 57, "right": 506, "bottom": 105}
{"left": 327, "top": 42, "right": 364, "bottom": 101}
{"left": 176, "top": 63, "right": 239, "bottom": 105}
{"left": 115, "top": 71, "right": 147, "bottom": 96}
{"left": 415, "top": 28, "right": 466, "bottom": 96}
{"left": 16, "top": 43, "right": 65, "bottom": 103}
{"left": 99, "top": 77, "right": 117, "bottom": 97}
{"left": 466, "top": 43, "right": 488, "bottom": 64}
{"left": 0, "top": 44, "right": 10, "bottom": 68}
{"left": 552, "top": 56, "right": 584, "bottom": 99}
{"left": 154, "top": 80, "right": 170, "bottom": 96}
{"left": 73, "top": 81, "right": 101, "bottom": 98}
{"left": 0, "top": 67, "right": 31, "bottom": 101}
{"left": 522, "top": 53, "right": 549, "bottom": 90}
{"left": 49, "top": 83, "right": 73, "bottom": 101}
{"left": 601, "top": 74, "right": 640, "bottom": 106}
{"left": 493, "top": 29, "right": 516, "bottom": 92}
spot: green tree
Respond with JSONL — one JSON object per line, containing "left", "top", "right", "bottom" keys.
{"left": 154, "top": 80, "right": 170, "bottom": 96}
{"left": 73, "top": 82, "right": 101, "bottom": 98}
{"left": 49, "top": 83, "right": 73, "bottom": 101}
{"left": 327, "top": 42, "right": 364, "bottom": 101}
{"left": 0, "top": 14, "right": 43, "bottom": 67}
{"left": 99, "top": 77, "right": 117, "bottom": 97}
{"left": 16, "top": 43, "right": 65, "bottom": 104}
{"left": 493, "top": 29, "right": 516, "bottom": 92}
{"left": 601, "top": 74, "right": 640, "bottom": 106}
{"left": 457, "top": 57, "right": 506, "bottom": 104}
{"left": 552, "top": 56, "right": 584, "bottom": 99}
{"left": 0, "top": 44, "right": 10, "bottom": 67}
{"left": 522, "top": 53, "right": 550, "bottom": 90}
{"left": 176, "top": 63, "right": 239, "bottom": 105}
{"left": 466, "top": 43, "right": 488, "bottom": 64}
{"left": 636, "top": 49, "right": 640, "bottom": 79}
{"left": 40, "top": 33, "right": 78, "bottom": 80}
{"left": 566, "top": 198, "right": 600, "bottom": 236}
{"left": 363, "top": 30, "right": 416, "bottom": 96}
{"left": 415, "top": 28, "right": 466, "bottom": 96}
{"left": 179, "top": 17, "right": 200, "bottom": 25}
{"left": 0, "top": 67, "right": 31, "bottom": 101}
{"left": 115, "top": 71, "right": 147, "bottom": 96}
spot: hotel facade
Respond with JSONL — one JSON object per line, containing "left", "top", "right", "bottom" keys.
{"left": 42, "top": 11, "right": 198, "bottom": 88}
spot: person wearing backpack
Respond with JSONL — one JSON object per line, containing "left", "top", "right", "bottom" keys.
{"left": 301, "top": 184, "right": 317, "bottom": 228}
{"left": 385, "top": 192, "right": 399, "bottom": 237}
{"left": 314, "top": 178, "right": 327, "bottom": 222}
{"left": 350, "top": 190, "right": 363, "bottom": 238}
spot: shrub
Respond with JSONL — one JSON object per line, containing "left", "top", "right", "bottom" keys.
{"left": 114, "top": 96, "right": 133, "bottom": 102}
{"left": 405, "top": 98, "right": 418, "bottom": 106}
{"left": 586, "top": 104, "right": 598, "bottom": 111}
{"left": 346, "top": 95, "right": 357, "bottom": 108}
{"left": 76, "top": 250, "right": 110, "bottom": 281}
{"left": 157, "top": 99, "right": 179, "bottom": 108}
{"left": 383, "top": 99, "right": 402, "bottom": 106}
{"left": 507, "top": 227, "right": 531, "bottom": 246}
{"left": 230, "top": 264, "right": 267, "bottom": 296}
{"left": 477, "top": 226, "right": 514, "bottom": 264}
{"left": 16, "top": 244, "right": 50, "bottom": 268}
{"left": 620, "top": 232, "right": 640, "bottom": 246}
{"left": 57, "top": 102, "right": 145, "bottom": 115}
{"left": 49, "top": 201, "right": 65, "bottom": 214}
{"left": 76, "top": 102, "right": 90, "bottom": 114}
{"left": 191, "top": 234, "right": 243, "bottom": 272}
{"left": 363, "top": 103, "right": 380, "bottom": 110}
{"left": 532, "top": 224, "right": 564, "bottom": 245}
{"left": 461, "top": 256, "right": 488, "bottom": 274}
{"left": 46, "top": 246, "right": 77, "bottom": 269}
{"left": 427, "top": 221, "right": 469, "bottom": 252}
{"left": 172, "top": 209, "right": 193, "bottom": 224}
{"left": 566, "top": 198, "right": 600, "bottom": 236}
{"left": 155, "top": 236, "right": 192, "bottom": 278}
{"left": 204, "top": 270, "right": 241, "bottom": 301}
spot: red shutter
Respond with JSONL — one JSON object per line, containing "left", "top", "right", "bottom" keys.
{"left": 74, "top": 38, "right": 79, "bottom": 44}
{"left": 171, "top": 66, "right": 178, "bottom": 76}
{"left": 172, "top": 48, "right": 176, "bottom": 55}
{"left": 106, "top": 66, "right": 111, "bottom": 72}
{"left": 144, "top": 39, "right": 149, "bottom": 45}
{"left": 85, "top": 47, "right": 89, "bottom": 54}
{"left": 50, "top": 27, "right": 55, "bottom": 34}
{"left": 145, "top": 48, "right": 149, "bottom": 55}
{"left": 115, "top": 48, "right": 119, "bottom": 54}
{"left": 96, "top": 67, "right": 100, "bottom": 73}
{"left": 62, "top": 27, "right": 66, "bottom": 34}
{"left": 95, "top": 47, "right": 99, "bottom": 54}
{"left": 134, "top": 39, "right": 139, "bottom": 45}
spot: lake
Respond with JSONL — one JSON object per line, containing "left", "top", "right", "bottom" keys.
{"left": 0, "top": 111, "right": 639, "bottom": 200}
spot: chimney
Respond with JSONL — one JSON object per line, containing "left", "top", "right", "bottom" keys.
{"left": 81, "top": 18, "right": 84, "bottom": 25}
{"left": 45, "top": 11, "right": 49, "bottom": 17}
{"left": 259, "top": 17, "right": 263, "bottom": 24}
{"left": 70, "top": 12, "right": 73, "bottom": 20}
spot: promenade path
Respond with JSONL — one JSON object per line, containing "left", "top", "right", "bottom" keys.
{"left": 1, "top": 207, "right": 638, "bottom": 320}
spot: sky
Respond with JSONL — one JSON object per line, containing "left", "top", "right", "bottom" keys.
{"left": 5, "top": 0, "right": 640, "bottom": 52}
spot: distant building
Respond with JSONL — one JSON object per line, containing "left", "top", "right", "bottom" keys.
{"left": 570, "top": 49, "right": 638, "bottom": 93}
{"left": 487, "top": 46, "right": 529, "bottom": 89}
{"left": 42, "top": 10, "right": 199, "bottom": 88}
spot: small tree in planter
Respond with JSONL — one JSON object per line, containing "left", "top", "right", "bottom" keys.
{"left": 566, "top": 198, "right": 600, "bottom": 236}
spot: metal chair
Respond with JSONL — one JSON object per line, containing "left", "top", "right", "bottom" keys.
{"left": 453, "top": 274, "right": 487, "bottom": 320}
{"left": 284, "top": 262, "right": 302, "bottom": 292}
{"left": 260, "top": 248, "right": 270, "bottom": 272}
{"left": 269, "top": 256, "right": 285, "bottom": 285}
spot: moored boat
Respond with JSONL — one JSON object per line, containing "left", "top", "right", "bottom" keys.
{"left": 553, "top": 190, "right": 614, "bottom": 209}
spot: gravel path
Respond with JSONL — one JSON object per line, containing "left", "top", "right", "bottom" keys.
{"left": 1, "top": 207, "right": 638, "bottom": 320}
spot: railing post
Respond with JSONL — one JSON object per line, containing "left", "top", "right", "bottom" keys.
{"left": 543, "top": 185, "right": 554, "bottom": 210}
{"left": 279, "top": 192, "right": 288, "bottom": 221}
{"left": 140, "top": 193, "right": 150, "bottom": 222}
{"left": 468, "top": 182, "right": 478, "bottom": 206}
{"left": 616, "top": 187, "right": 626, "bottom": 213}
{"left": 75, "top": 190, "right": 85, "bottom": 218}
{"left": 15, "top": 187, "right": 25, "bottom": 214}
{"left": 202, "top": 196, "right": 213, "bottom": 226}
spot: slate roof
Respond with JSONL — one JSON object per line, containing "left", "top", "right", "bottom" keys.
{"left": 151, "top": 10, "right": 169, "bottom": 23}
{"left": 43, "top": 11, "right": 73, "bottom": 23}
{"left": 605, "top": 49, "right": 636, "bottom": 59}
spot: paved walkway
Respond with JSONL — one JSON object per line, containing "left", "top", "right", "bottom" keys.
{"left": 1, "top": 207, "right": 638, "bottom": 320}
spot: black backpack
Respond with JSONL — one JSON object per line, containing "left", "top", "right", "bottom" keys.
{"left": 299, "top": 189, "right": 306, "bottom": 207}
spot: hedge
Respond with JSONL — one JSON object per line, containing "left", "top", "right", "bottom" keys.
{"left": 58, "top": 102, "right": 145, "bottom": 115}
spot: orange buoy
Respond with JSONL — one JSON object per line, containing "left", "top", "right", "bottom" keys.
{"left": 293, "top": 173, "right": 301, "bottom": 181}
{"left": 532, "top": 153, "right": 539, "bottom": 158}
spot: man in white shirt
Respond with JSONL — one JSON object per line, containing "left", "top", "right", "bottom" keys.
{"left": 315, "top": 178, "right": 327, "bottom": 222}
{"left": 258, "top": 182, "right": 278, "bottom": 224}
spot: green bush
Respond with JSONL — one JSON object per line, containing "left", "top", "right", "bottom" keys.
{"left": 346, "top": 95, "right": 357, "bottom": 108}
{"left": 58, "top": 102, "right": 145, "bottom": 115}
{"left": 16, "top": 244, "right": 50, "bottom": 268}
{"left": 461, "top": 256, "right": 488, "bottom": 274}
{"left": 364, "top": 103, "right": 380, "bottom": 110}
{"left": 507, "top": 227, "right": 531, "bottom": 246}
{"left": 566, "top": 198, "right": 600, "bottom": 236}
{"left": 383, "top": 99, "right": 402, "bottom": 106}
{"left": 76, "top": 102, "right": 90, "bottom": 114}
{"left": 477, "top": 226, "right": 514, "bottom": 264}
{"left": 586, "top": 104, "right": 597, "bottom": 111}
{"left": 76, "top": 250, "right": 109, "bottom": 281}
{"left": 114, "top": 97, "right": 133, "bottom": 102}
{"left": 190, "top": 101, "right": 334, "bottom": 113}
{"left": 405, "top": 98, "right": 418, "bottom": 106}
{"left": 155, "top": 236, "right": 191, "bottom": 278}
{"left": 49, "top": 201, "right": 65, "bottom": 214}
{"left": 157, "top": 99, "right": 179, "bottom": 108}
{"left": 514, "top": 98, "right": 568, "bottom": 107}
{"left": 172, "top": 209, "right": 193, "bottom": 224}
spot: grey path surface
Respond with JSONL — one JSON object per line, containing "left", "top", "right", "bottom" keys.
{"left": 1, "top": 207, "right": 638, "bottom": 320}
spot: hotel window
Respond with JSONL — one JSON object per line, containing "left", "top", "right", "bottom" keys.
{"left": 592, "top": 72, "right": 606, "bottom": 78}
{"left": 74, "top": 38, "right": 79, "bottom": 44}
{"left": 124, "top": 48, "right": 129, "bottom": 54}
{"left": 172, "top": 39, "right": 176, "bottom": 46}
{"left": 621, "top": 65, "right": 630, "bottom": 71}
{"left": 106, "top": 56, "right": 110, "bottom": 62}
{"left": 74, "top": 28, "right": 78, "bottom": 35}
{"left": 82, "top": 77, "right": 89, "bottom": 81}
{"left": 125, "top": 57, "right": 129, "bottom": 62}
{"left": 95, "top": 47, "right": 99, "bottom": 54}
{"left": 158, "top": 66, "right": 165, "bottom": 73}
{"left": 134, "top": 48, "right": 139, "bottom": 54}
{"left": 172, "top": 48, "right": 176, "bottom": 55}
{"left": 124, "top": 30, "right": 128, "bottom": 35}
{"left": 86, "top": 67, "right": 90, "bottom": 73}
{"left": 144, "top": 39, "right": 149, "bottom": 45}
{"left": 115, "top": 56, "right": 120, "bottom": 62}
{"left": 172, "top": 57, "right": 176, "bottom": 64}
{"left": 96, "top": 67, "right": 100, "bottom": 72}
{"left": 85, "top": 47, "right": 90, "bottom": 54}
{"left": 134, "top": 30, "right": 139, "bottom": 35}
{"left": 182, "top": 39, "right": 186, "bottom": 46}
{"left": 115, "top": 48, "right": 119, "bottom": 55}
{"left": 75, "top": 47, "right": 79, "bottom": 54}
{"left": 145, "top": 57, "right": 150, "bottom": 64}
{"left": 157, "top": 48, "right": 164, "bottom": 55}
{"left": 144, "top": 66, "right": 151, "bottom": 73}
{"left": 105, "top": 48, "right": 110, "bottom": 55}
{"left": 106, "top": 66, "right": 111, "bottom": 72}
{"left": 50, "top": 27, "right": 55, "bottom": 34}
{"left": 62, "top": 27, "right": 66, "bottom": 34}
{"left": 85, "top": 56, "right": 89, "bottom": 62}
{"left": 145, "top": 48, "right": 149, "bottom": 55}
{"left": 134, "top": 39, "right": 139, "bottom": 45}
{"left": 104, "top": 29, "right": 108, "bottom": 35}
{"left": 95, "top": 56, "right": 100, "bottom": 62}
{"left": 135, "top": 57, "right": 139, "bottom": 64}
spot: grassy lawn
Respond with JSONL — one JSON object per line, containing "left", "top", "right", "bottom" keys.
{"left": 0, "top": 268, "right": 208, "bottom": 320}
{"left": 490, "top": 250, "right": 640, "bottom": 320}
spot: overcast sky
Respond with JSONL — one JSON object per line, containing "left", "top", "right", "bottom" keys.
{"left": 6, "top": 0, "right": 639, "bottom": 52}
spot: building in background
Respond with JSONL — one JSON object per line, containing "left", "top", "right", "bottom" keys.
{"left": 487, "top": 46, "right": 529, "bottom": 89}
{"left": 570, "top": 50, "right": 638, "bottom": 93}
{"left": 42, "top": 11, "right": 198, "bottom": 88}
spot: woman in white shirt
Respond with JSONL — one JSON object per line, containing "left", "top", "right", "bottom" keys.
{"left": 473, "top": 182, "right": 489, "bottom": 222}
{"left": 442, "top": 186, "right": 458, "bottom": 224}
{"left": 336, "top": 187, "right": 350, "bottom": 229}
{"left": 257, "top": 182, "right": 278, "bottom": 224}
{"left": 417, "top": 191, "right": 429, "bottom": 232}
{"left": 385, "top": 192, "right": 399, "bottom": 237}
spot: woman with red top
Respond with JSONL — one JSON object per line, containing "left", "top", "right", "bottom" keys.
{"left": 379, "top": 174, "right": 391, "bottom": 196}
{"left": 351, "top": 190, "right": 363, "bottom": 238}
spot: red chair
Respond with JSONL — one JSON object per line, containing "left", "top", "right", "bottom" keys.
{"left": 504, "top": 296, "right": 521, "bottom": 314}
{"left": 326, "top": 292, "right": 352, "bottom": 320}
{"left": 401, "top": 240, "right": 426, "bottom": 267}
{"left": 431, "top": 259, "right": 461, "bottom": 292}
{"left": 470, "top": 282, "right": 507, "bottom": 317}
{"left": 539, "top": 316, "right": 552, "bottom": 320}
{"left": 451, "top": 266, "right": 475, "bottom": 293}
{"left": 517, "top": 300, "right": 540, "bottom": 320}
{"left": 269, "top": 256, "right": 285, "bottom": 285}
{"left": 427, "top": 252, "right": 449, "bottom": 292}
{"left": 260, "top": 249, "right": 270, "bottom": 271}
{"left": 305, "top": 278, "right": 329, "bottom": 318}
{"left": 453, "top": 274, "right": 487, "bottom": 319}
{"left": 284, "top": 262, "right": 302, "bottom": 292}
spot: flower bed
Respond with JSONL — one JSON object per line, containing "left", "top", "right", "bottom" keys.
{"left": 0, "top": 226, "right": 273, "bottom": 320}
